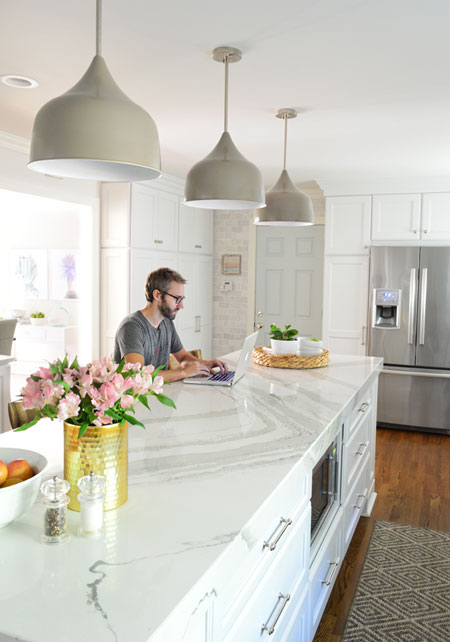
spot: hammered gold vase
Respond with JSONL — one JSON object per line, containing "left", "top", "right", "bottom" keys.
{"left": 63, "top": 421, "right": 128, "bottom": 511}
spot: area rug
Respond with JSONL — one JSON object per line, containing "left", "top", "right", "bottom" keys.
{"left": 342, "top": 520, "right": 450, "bottom": 642}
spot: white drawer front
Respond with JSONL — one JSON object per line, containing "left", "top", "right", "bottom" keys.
{"left": 309, "top": 508, "right": 343, "bottom": 637}
{"left": 343, "top": 389, "right": 372, "bottom": 442}
{"left": 222, "top": 461, "right": 311, "bottom": 627}
{"left": 224, "top": 503, "right": 311, "bottom": 642}
{"left": 342, "top": 456, "right": 369, "bottom": 553}
{"left": 279, "top": 582, "right": 310, "bottom": 642}
{"left": 341, "top": 411, "right": 370, "bottom": 502}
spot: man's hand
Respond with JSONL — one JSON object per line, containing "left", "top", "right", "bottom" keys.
{"left": 202, "top": 358, "right": 228, "bottom": 374}
{"left": 180, "top": 360, "right": 212, "bottom": 379}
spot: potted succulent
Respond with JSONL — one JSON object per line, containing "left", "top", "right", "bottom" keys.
{"left": 269, "top": 324, "right": 299, "bottom": 355}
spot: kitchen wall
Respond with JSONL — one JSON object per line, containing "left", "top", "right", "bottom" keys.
{"left": 212, "top": 181, "right": 325, "bottom": 356}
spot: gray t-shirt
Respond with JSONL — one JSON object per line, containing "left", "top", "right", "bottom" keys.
{"left": 113, "top": 311, "right": 183, "bottom": 369}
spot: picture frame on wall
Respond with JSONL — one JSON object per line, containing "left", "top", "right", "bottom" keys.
{"left": 222, "top": 254, "right": 241, "bottom": 275}
{"left": 9, "top": 249, "right": 48, "bottom": 300}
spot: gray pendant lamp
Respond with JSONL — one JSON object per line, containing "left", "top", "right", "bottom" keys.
{"left": 254, "top": 108, "right": 314, "bottom": 226}
{"left": 184, "top": 47, "right": 265, "bottom": 210}
{"left": 28, "top": 0, "right": 161, "bottom": 182}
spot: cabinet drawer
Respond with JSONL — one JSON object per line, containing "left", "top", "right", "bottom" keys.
{"left": 342, "top": 456, "right": 369, "bottom": 553}
{"left": 309, "top": 508, "right": 343, "bottom": 637}
{"left": 343, "top": 389, "right": 372, "bottom": 442}
{"left": 221, "top": 461, "right": 311, "bottom": 626}
{"left": 224, "top": 503, "right": 311, "bottom": 642}
{"left": 341, "top": 410, "right": 370, "bottom": 502}
{"left": 15, "top": 326, "right": 46, "bottom": 341}
{"left": 279, "top": 582, "right": 309, "bottom": 642}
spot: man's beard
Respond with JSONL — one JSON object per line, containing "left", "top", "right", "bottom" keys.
{"left": 160, "top": 299, "right": 176, "bottom": 321}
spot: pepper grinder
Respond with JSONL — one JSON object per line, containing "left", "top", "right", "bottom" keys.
{"left": 77, "top": 472, "right": 106, "bottom": 537}
{"left": 41, "top": 476, "right": 70, "bottom": 544}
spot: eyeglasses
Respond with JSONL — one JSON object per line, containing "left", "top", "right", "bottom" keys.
{"left": 160, "top": 291, "right": 185, "bottom": 305}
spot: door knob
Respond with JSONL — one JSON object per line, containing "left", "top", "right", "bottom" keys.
{"left": 257, "top": 311, "right": 263, "bottom": 317}
{"left": 256, "top": 323, "right": 263, "bottom": 329}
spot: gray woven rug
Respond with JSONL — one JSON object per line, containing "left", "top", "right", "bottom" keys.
{"left": 342, "top": 520, "right": 450, "bottom": 642}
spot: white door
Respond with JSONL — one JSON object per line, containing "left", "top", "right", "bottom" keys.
{"left": 255, "top": 226, "right": 325, "bottom": 346}
{"left": 372, "top": 194, "right": 421, "bottom": 241}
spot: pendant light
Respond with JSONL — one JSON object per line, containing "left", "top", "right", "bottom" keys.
{"left": 28, "top": 0, "right": 161, "bottom": 182}
{"left": 184, "top": 47, "right": 265, "bottom": 210}
{"left": 254, "top": 109, "right": 314, "bottom": 226}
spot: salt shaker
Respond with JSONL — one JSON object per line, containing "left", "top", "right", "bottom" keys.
{"left": 77, "top": 472, "right": 106, "bottom": 537}
{"left": 41, "top": 476, "right": 70, "bottom": 544}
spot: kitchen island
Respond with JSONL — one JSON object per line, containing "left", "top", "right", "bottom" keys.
{"left": 0, "top": 353, "right": 382, "bottom": 642}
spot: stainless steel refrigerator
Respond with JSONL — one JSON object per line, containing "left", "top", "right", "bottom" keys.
{"left": 368, "top": 246, "right": 450, "bottom": 434}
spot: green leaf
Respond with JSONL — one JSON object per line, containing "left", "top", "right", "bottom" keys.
{"left": 62, "top": 354, "right": 69, "bottom": 369}
{"left": 13, "top": 414, "right": 41, "bottom": 432}
{"left": 116, "top": 357, "right": 125, "bottom": 374}
{"left": 122, "top": 413, "right": 145, "bottom": 429}
{"left": 156, "top": 393, "right": 176, "bottom": 409}
{"left": 77, "top": 422, "right": 89, "bottom": 439}
{"left": 105, "top": 408, "right": 124, "bottom": 422}
{"left": 50, "top": 363, "right": 59, "bottom": 376}
{"left": 69, "top": 355, "right": 79, "bottom": 370}
{"left": 138, "top": 394, "right": 150, "bottom": 410}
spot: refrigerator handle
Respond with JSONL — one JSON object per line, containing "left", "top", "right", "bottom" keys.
{"left": 418, "top": 268, "right": 428, "bottom": 345}
{"left": 408, "top": 268, "right": 417, "bottom": 345}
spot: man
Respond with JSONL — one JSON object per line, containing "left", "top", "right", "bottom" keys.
{"left": 114, "top": 267, "right": 227, "bottom": 382}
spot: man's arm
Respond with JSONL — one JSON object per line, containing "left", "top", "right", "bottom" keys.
{"left": 172, "top": 349, "right": 228, "bottom": 375}
{"left": 123, "top": 351, "right": 211, "bottom": 382}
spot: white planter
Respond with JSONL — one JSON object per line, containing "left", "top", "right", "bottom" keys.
{"left": 271, "top": 339, "right": 298, "bottom": 355}
{"left": 30, "top": 317, "right": 46, "bottom": 326}
{"left": 297, "top": 337, "right": 323, "bottom": 356}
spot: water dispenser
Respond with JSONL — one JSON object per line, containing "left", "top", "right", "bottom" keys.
{"left": 372, "top": 289, "right": 401, "bottom": 328}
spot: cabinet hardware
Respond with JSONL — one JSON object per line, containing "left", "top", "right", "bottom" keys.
{"left": 358, "top": 401, "right": 369, "bottom": 413}
{"left": 321, "top": 560, "right": 339, "bottom": 586}
{"left": 257, "top": 311, "right": 263, "bottom": 317}
{"left": 262, "top": 517, "right": 292, "bottom": 552}
{"left": 194, "top": 316, "right": 201, "bottom": 333}
{"left": 154, "top": 239, "right": 163, "bottom": 244}
{"left": 413, "top": 229, "right": 417, "bottom": 234}
{"left": 361, "top": 326, "right": 366, "bottom": 345}
{"left": 353, "top": 492, "right": 366, "bottom": 510}
{"left": 256, "top": 323, "right": 263, "bottom": 329}
{"left": 355, "top": 442, "right": 367, "bottom": 456}
{"left": 195, "top": 244, "right": 202, "bottom": 248}
{"left": 261, "top": 593, "right": 290, "bottom": 635}
{"left": 423, "top": 229, "right": 428, "bottom": 234}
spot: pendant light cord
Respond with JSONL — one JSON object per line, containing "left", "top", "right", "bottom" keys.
{"left": 283, "top": 114, "right": 288, "bottom": 171}
{"left": 224, "top": 54, "right": 229, "bottom": 132}
{"left": 96, "top": 0, "right": 102, "bottom": 56}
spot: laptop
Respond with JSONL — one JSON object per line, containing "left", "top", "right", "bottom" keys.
{"left": 184, "top": 331, "right": 258, "bottom": 387}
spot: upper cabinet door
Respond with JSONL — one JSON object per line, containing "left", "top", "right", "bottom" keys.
{"left": 178, "top": 202, "right": 198, "bottom": 253}
{"left": 153, "top": 191, "right": 179, "bottom": 251}
{"left": 195, "top": 209, "right": 214, "bottom": 255}
{"left": 131, "top": 184, "right": 155, "bottom": 248}
{"left": 325, "top": 196, "right": 371, "bottom": 255}
{"left": 131, "top": 186, "right": 179, "bottom": 251}
{"left": 372, "top": 194, "right": 421, "bottom": 241}
{"left": 421, "top": 193, "right": 450, "bottom": 240}
{"left": 178, "top": 203, "right": 213, "bottom": 254}
{"left": 101, "top": 183, "right": 131, "bottom": 247}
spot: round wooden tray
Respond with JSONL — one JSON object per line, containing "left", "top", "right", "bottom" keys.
{"left": 252, "top": 346, "right": 329, "bottom": 369}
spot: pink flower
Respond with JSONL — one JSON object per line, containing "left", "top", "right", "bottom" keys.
{"left": 120, "top": 394, "right": 134, "bottom": 409}
{"left": 150, "top": 375, "right": 164, "bottom": 395}
{"left": 92, "top": 412, "right": 114, "bottom": 427}
{"left": 21, "top": 377, "right": 45, "bottom": 410}
{"left": 57, "top": 392, "right": 81, "bottom": 421}
{"left": 36, "top": 366, "right": 54, "bottom": 380}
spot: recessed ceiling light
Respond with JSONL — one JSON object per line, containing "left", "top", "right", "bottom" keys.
{"left": 0, "top": 74, "right": 39, "bottom": 89}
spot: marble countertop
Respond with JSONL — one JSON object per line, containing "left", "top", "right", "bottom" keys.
{"left": 0, "top": 353, "right": 382, "bottom": 642}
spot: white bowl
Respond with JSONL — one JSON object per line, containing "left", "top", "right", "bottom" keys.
{"left": 0, "top": 447, "right": 48, "bottom": 528}
{"left": 30, "top": 317, "right": 46, "bottom": 326}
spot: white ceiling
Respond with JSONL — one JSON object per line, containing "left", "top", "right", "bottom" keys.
{"left": 1, "top": 0, "right": 450, "bottom": 187}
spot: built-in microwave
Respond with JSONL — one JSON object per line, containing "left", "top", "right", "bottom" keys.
{"left": 310, "top": 429, "right": 342, "bottom": 562}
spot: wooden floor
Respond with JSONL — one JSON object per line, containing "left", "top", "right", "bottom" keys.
{"left": 313, "top": 427, "right": 450, "bottom": 642}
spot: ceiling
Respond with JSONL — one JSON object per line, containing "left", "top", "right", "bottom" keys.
{"left": 1, "top": 0, "right": 450, "bottom": 187}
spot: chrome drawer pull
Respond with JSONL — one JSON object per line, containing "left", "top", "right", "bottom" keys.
{"left": 353, "top": 492, "right": 366, "bottom": 510}
{"left": 358, "top": 401, "right": 369, "bottom": 413}
{"left": 263, "top": 517, "right": 292, "bottom": 552}
{"left": 261, "top": 593, "right": 290, "bottom": 635}
{"left": 355, "top": 442, "right": 367, "bottom": 456}
{"left": 321, "top": 560, "right": 339, "bottom": 586}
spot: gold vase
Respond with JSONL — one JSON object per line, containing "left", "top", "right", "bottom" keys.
{"left": 63, "top": 421, "right": 128, "bottom": 511}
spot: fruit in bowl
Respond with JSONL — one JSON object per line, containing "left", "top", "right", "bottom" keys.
{"left": 0, "top": 448, "right": 48, "bottom": 528}
{"left": 30, "top": 312, "right": 46, "bottom": 326}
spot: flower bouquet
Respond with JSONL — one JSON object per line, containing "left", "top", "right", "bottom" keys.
{"left": 18, "top": 355, "right": 175, "bottom": 438}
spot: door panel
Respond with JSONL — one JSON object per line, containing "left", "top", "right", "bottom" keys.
{"left": 255, "top": 227, "right": 324, "bottom": 346}
{"left": 416, "top": 247, "right": 450, "bottom": 368}
{"left": 368, "top": 247, "right": 419, "bottom": 366}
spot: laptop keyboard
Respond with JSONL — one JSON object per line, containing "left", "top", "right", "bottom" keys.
{"left": 210, "top": 370, "right": 235, "bottom": 382}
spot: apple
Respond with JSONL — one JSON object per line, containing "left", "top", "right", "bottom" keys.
{"left": 1, "top": 477, "right": 23, "bottom": 488}
{"left": 6, "top": 459, "right": 33, "bottom": 482}
{"left": 0, "top": 460, "right": 7, "bottom": 485}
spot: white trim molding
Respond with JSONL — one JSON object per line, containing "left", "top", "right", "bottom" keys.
{"left": 317, "top": 176, "right": 450, "bottom": 197}
{"left": 0, "top": 130, "right": 30, "bottom": 154}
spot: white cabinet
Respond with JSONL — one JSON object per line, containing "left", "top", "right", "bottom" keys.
{"left": 13, "top": 324, "right": 80, "bottom": 373}
{"left": 131, "top": 184, "right": 179, "bottom": 251}
{"left": 325, "top": 196, "right": 371, "bottom": 255}
{"left": 372, "top": 193, "right": 421, "bottom": 241}
{"left": 177, "top": 253, "right": 212, "bottom": 357}
{"left": 178, "top": 202, "right": 214, "bottom": 254}
{"left": 322, "top": 256, "right": 369, "bottom": 355}
{"left": 100, "top": 248, "right": 130, "bottom": 358}
{"left": 130, "top": 250, "right": 178, "bottom": 313}
{"left": 421, "top": 193, "right": 450, "bottom": 239}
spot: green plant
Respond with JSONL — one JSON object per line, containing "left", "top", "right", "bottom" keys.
{"left": 269, "top": 324, "right": 298, "bottom": 341}
{"left": 309, "top": 337, "right": 319, "bottom": 341}
{"left": 31, "top": 312, "right": 45, "bottom": 318}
